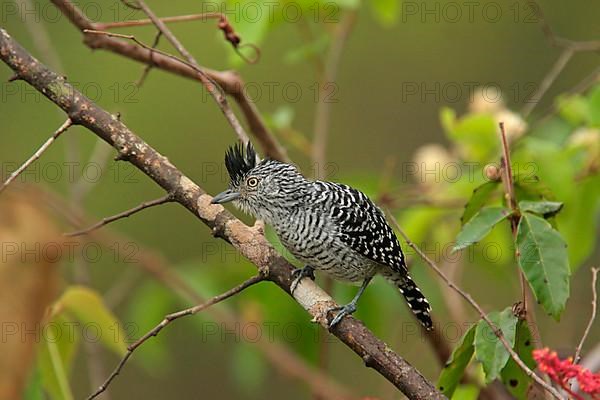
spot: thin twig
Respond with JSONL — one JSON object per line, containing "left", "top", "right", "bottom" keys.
{"left": 500, "top": 122, "right": 552, "bottom": 396}
{"left": 134, "top": 0, "right": 250, "bottom": 144}
{"left": 87, "top": 274, "right": 265, "bottom": 400}
{"left": 384, "top": 209, "right": 565, "bottom": 400}
{"left": 136, "top": 30, "right": 162, "bottom": 87}
{"left": 534, "top": 64, "right": 600, "bottom": 127}
{"left": 499, "top": 122, "right": 531, "bottom": 318}
{"left": 499, "top": 122, "right": 549, "bottom": 366}
{"left": 64, "top": 194, "right": 174, "bottom": 237}
{"left": 521, "top": 48, "right": 574, "bottom": 118}
{"left": 529, "top": 0, "right": 600, "bottom": 53}
{"left": 96, "top": 13, "right": 225, "bottom": 29}
{"left": 498, "top": 122, "right": 516, "bottom": 211}
{"left": 97, "top": 9, "right": 260, "bottom": 63}
{"left": 521, "top": 0, "right": 600, "bottom": 118}
{"left": 0, "top": 119, "right": 72, "bottom": 195}
{"left": 82, "top": 29, "right": 213, "bottom": 85}
{"left": 51, "top": 0, "right": 288, "bottom": 162}
{"left": 574, "top": 267, "right": 599, "bottom": 364}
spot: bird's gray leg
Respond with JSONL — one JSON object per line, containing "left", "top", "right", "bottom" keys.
{"left": 290, "top": 265, "right": 316, "bottom": 294}
{"left": 328, "top": 276, "right": 372, "bottom": 329}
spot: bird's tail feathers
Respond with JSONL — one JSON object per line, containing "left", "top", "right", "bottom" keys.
{"left": 384, "top": 271, "right": 433, "bottom": 330}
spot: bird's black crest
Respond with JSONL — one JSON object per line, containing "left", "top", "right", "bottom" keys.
{"left": 225, "top": 141, "right": 257, "bottom": 185}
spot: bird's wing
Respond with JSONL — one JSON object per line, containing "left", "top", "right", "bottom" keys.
{"left": 322, "top": 183, "right": 408, "bottom": 274}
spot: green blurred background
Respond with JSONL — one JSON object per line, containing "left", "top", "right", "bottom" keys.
{"left": 1, "top": 0, "right": 599, "bottom": 399}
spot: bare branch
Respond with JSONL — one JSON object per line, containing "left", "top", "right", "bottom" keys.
{"left": 530, "top": 0, "right": 600, "bottom": 53}
{"left": 87, "top": 274, "right": 266, "bottom": 400}
{"left": 520, "top": 0, "right": 600, "bottom": 117}
{"left": 574, "top": 267, "right": 599, "bottom": 364}
{"left": 49, "top": 0, "right": 289, "bottom": 162}
{"left": 82, "top": 29, "right": 202, "bottom": 75}
{"left": 64, "top": 194, "right": 174, "bottom": 237}
{"left": 136, "top": 30, "right": 162, "bottom": 87}
{"left": 534, "top": 65, "right": 600, "bottom": 127}
{"left": 498, "top": 122, "right": 516, "bottom": 211}
{"left": 0, "top": 28, "right": 445, "bottom": 400}
{"left": 498, "top": 122, "right": 549, "bottom": 373}
{"left": 384, "top": 209, "right": 565, "bottom": 400}
{"left": 521, "top": 48, "right": 574, "bottom": 118}
{"left": 135, "top": 0, "right": 251, "bottom": 145}
{"left": 0, "top": 119, "right": 72, "bottom": 195}
{"left": 499, "top": 122, "right": 529, "bottom": 315}
{"left": 96, "top": 13, "right": 226, "bottom": 30}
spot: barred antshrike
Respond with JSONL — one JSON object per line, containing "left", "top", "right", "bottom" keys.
{"left": 212, "top": 142, "right": 432, "bottom": 330}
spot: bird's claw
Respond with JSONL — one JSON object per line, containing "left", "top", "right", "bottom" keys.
{"left": 327, "top": 302, "right": 357, "bottom": 330}
{"left": 290, "top": 266, "right": 316, "bottom": 295}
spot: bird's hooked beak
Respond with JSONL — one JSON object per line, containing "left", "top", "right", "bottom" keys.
{"left": 211, "top": 189, "right": 240, "bottom": 204}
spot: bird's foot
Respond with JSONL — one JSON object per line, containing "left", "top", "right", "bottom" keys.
{"left": 290, "top": 265, "right": 316, "bottom": 295}
{"left": 327, "top": 302, "right": 357, "bottom": 330}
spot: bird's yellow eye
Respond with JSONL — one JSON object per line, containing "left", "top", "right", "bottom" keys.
{"left": 246, "top": 177, "right": 259, "bottom": 187}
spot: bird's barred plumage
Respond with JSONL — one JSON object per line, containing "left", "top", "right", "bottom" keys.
{"left": 215, "top": 142, "right": 432, "bottom": 330}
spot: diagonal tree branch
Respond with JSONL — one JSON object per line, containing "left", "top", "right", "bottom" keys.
{"left": 0, "top": 28, "right": 445, "bottom": 400}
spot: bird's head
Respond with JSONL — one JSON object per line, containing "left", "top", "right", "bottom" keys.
{"left": 211, "top": 142, "right": 307, "bottom": 221}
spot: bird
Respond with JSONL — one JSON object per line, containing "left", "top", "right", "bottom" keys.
{"left": 211, "top": 142, "right": 433, "bottom": 330}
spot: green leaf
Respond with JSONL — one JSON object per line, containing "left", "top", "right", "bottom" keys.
{"left": 437, "top": 324, "right": 476, "bottom": 397}
{"left": 501, "top": 320, "right": 536, "bottom": 399}
{"left": 57, "top": 286, "right": 127, "bottom": 356}
{"left": 474, "top": 308, "right": 518, "bottom": 382}
{"left": 558, "top": 175, "right": 600, "bottom": 270}
{"left": 453, "top": 207, "right": 511, "bottom": 251}
{"left": 452, "top": 384, "right": 480, "bottom": 400}
{"left": 23, "top": 365, "right": 44, "bottom": 400}
{"left": 37, "top": 314, "right": 78, "bottom": 400}
{"left": 516, "top": 214, "right": 571, "bottom": 319}
{"left": 461, "top": 181, "right": 501, "bottom": 225}
{"left": 370, "top": 0, "right": 398, "bottom": 26}
{"left": 513, "top": 173, "right": 555, "bottom": 201}
{"left": 519, "top": 200, "right": 563, "bottom": 218}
